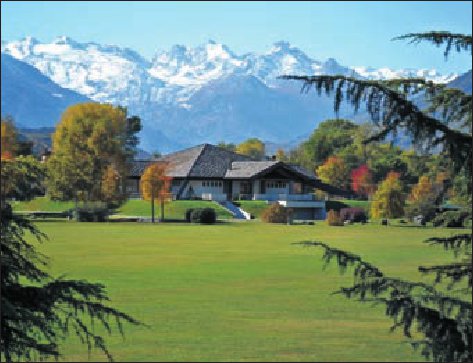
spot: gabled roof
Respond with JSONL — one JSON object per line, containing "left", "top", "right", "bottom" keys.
{"left": 158, "top": 143, "right": 253, "bottom": 178}
{"left": 130, "top": 144, "right": 322, "bottom": 183}
{"left": 158, "top": 144, "right": 206, "bottom": 177}
{"left": 225, "top": 160, "right": 319, "bottom": 184}
{"left": 225, "top": 161, "right": 279, "bottom": 178}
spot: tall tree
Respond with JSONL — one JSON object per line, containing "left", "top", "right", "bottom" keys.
{"left": 235, "top": 138, "right": 265, "bottom": 160}
{"left": 283, "top": 31, "right": 472, "bottom": 362}
{"left": 1, "top": 157, "right": 141, "bottom": 362}
{"left": 140, "top": 162, "right": 172, "bottom": 223}
{"left": 298, "top": 118, "right": 358, "bottom": 168}
{"left": 46, "top": 103, "right": 141, "bottom": 207}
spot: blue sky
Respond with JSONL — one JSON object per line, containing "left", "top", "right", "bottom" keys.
{"left": 2, "top": 1, "right": 472, "bottom": 74}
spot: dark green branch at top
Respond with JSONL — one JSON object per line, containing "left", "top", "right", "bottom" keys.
{"left": 392, "top": 31, "right": 472, "bottom": 59}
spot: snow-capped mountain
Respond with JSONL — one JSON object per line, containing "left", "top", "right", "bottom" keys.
{"left": 2, "top": 36, "right": 166, "bottom": 105}
{"left": 352, "top": 66, "right": 457, "bottom": 83}
{"left": 1, "top": 52, "right": 90, "bottom": 128}
{"left": 1, "top": 36, "right": 462, "bottom": 152}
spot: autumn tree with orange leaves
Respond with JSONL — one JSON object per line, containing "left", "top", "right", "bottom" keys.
{"left": 140, "top": 162, "right": 172, "bottom": 222}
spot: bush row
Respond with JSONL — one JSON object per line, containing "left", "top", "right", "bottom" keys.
{"left": 185, "top": 208, "right": 216, "bottom": 224}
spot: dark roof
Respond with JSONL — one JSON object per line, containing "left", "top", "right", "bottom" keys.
{"left": 158, "top": 144, "right": 206, "bottom": 177}
{"left": 287, "top": 163, "right": 317, "bottom": 180}
{"left": 128, "top": 145, "right": 346, "bottom": 197}
{"left": 225, "top": 161, "right": 279, "bottom": 178}
{"left": 158, "top": 144, "right": 253, "bottom": 178}
{"left": 313, "top": 180, "right": 353, "bottom": 197}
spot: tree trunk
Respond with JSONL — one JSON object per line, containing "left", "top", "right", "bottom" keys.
{"left": 151, "top": 188, "right": 155, "bottom": 223}
{"left": 160, "top": 198, "right": 164, "bottom": 222}
{"left": 75, "top": 193, "right": 79, "bottom": 221}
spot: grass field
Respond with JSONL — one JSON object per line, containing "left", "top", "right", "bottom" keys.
{"left": 12, "top": 197, "right": 233, "bottom": 220}
{"left": 26, "top": 220, "right": 464, "bottom": 362}
{"left": 236, "top": 200, "right": 269, "bottom": 218}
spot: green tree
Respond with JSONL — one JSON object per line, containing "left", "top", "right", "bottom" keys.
{"left": 1, "top": 156, "right": 45, "bottom": 201}
{"left": 235, "top": 138, "right": 265, "bottom": 159}
{"left": 1, "top": 117, "right": 17, "bottom": 160}
{"left": 1, "top": 158, "right": 141, "bottom": 362}
{"left": 46, "top": 103, "right": 141, "bottom": 207}
{"left": 299, "top": 119, "right": 358, "bottom": 168}
{"left": 216, "top": 141, "right": 236, "bottom": 152}
{"left": 283, "top": 31, "right": 472, "bottom": 362}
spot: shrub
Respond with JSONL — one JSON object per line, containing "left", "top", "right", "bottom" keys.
{"left": 325, "top": 200, "right": 349, "bottom": 212}
{"left": 261, "top": 203, "right": 287, "bottom": 223}
{"left": 326, "top": 209, "right": 343, "bottom": 226}
{"left": 432, "top": 210, "right": 470, "bottom": 227}
{"left": 340, "top": 207, "right": 367, "bottom": 223}
{"left": 190, "top": 208, "right": 216, "bottom": 224}
{"left": 185, "top": 208, "right": 194, "bottom": 222}
{"left": 74, "top": 207, "right": 109, "bottom": 222}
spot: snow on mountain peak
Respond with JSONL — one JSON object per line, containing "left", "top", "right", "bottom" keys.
{"left": 351, "top": 65, "right": 456, "bottom": 83}
{"left": 1, "top": 35, "right": 457, "bottom": 108}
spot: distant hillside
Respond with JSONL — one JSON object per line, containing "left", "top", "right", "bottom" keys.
{"left": 447, "top": 69, "right": 472, "bottom": 94}
{"left": 1, "top": 53, "right": 90, "bottom": 128}
{"left": 17, "top": 127, "right": 55, "bottom": 155}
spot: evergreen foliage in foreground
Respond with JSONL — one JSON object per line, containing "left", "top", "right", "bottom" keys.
{"left": 284, "top": 31, "right": 472, "bottom": 362}
{"left": 1, "top": 156, "right": 142, "bottom": 362}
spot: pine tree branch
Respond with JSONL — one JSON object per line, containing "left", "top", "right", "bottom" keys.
{"left": 392, "top": 31, "right": 472, "bottom": 59}
{"left": 296, "top": 240, "right": 472, "bottom": 362}
{"left": 279, "top": 75, "right": 472, "bottom": 176}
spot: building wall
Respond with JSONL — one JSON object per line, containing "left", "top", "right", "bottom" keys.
{"left": 185, "top": 180, "right": 224, "bottom": 198}
{"left": 263, "top": 179, "right": 290, "bottom": 195}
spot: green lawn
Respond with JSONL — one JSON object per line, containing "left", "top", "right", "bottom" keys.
{"left": 26, "top": 220, "right": 464, "bottom": 362}
{"left": 236, "top": 200, "right": 270, "bottom": 218}
{"left": 12, "top": 197, "right": 233, "bottom": 220}
{"left": 116, "top": 199, "right": 233, "bottom": 219}
{"left": 11, "top": 197, "right": 75, "bottom": 212}
{"left": 341, "top": 199, "right": 371, "bottom": 211}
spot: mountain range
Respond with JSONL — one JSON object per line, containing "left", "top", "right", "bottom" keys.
{"left": 1, "top": 36, "right": 469, "bottom": 153}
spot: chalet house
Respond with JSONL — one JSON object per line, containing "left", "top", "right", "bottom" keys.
{"left": 127, "top": 144, "right": 342, "bottom": 220}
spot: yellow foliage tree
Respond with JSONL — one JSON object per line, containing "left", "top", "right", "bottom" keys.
{"left": 316, "top": 156, "right": 350, "bottom": 190}
{"left": 47, "top": 103, "right": 139, "bottom": 206}
{"left": 140, "top": 162, "right": 172, "bottom": 222}
{"left": 101, "top": 165, "right": 124, "bottom": 206}
{"left": 370, "top": 171, "right": 405, "bottom": 219}
{"left": 236, "top": 138, "right": 265, "bottom": 160}
{"left": 405, "top": 175, "right": 442, "bottom": 221}
{"left": 408, "top": 175, "right": 434, "bottom": 203}
{"left": 1, "top": 118, "right": 17, "bottom": 160}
